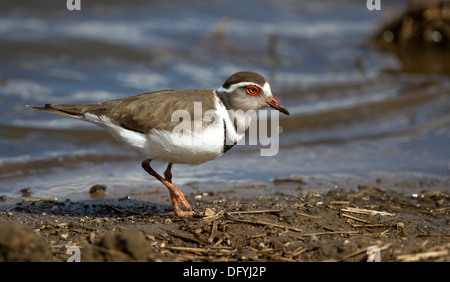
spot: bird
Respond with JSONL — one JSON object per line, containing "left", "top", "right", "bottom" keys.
{"left": 27, "top": 71, "right": 289, "bottom": 217}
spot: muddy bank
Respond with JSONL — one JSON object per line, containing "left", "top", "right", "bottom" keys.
{"left": 0, "top": 182, "right": 448, "bottom": 262}
{"left": 369, "top": 0, "right": 450, "bottom": 74}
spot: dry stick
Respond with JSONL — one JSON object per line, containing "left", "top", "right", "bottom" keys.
{"left": 418, "top": 234, "right": 450, "bottom": 237}
{"left": 226, "top": 214, "right": 362, "bottom": 236}
{"left": 295, "top": 212, "right": 321, "bottom": 219}
{"left": 201, "top": 210, "right": 226, "bottom": 222}
{"left": 330, "top": 201, "right": 351, "bottom": 205}
{"left": 396, "top": 248, "right": 449, "bottom": 262}
{"left": 294, "top": 195, "right": 307, "bottom": 204}
{"left": 341, "top": 207, "right": 394, "bottom": 216}
{"left": 165, "top": 246, "right": 206, "bottom": 254}
{"left": 201, "top": 209, "right": 282, "bottom": 222}
{"left": 208, "top": 219, "right": 219, "bottom": 244}
{"left": 288, "top": 246, "right": 308, "bottom": 258}
{"left": 227, "top": 209, "right": 284, "bottom": 215}
{"left": 226, "top": 214, "right": 302, "bottom": 233}
{"left": 352, "top": 224, "right": 387, "bottom": 228}
{"left": 299, "top": 231, "right": 361, "bottom": 237}
{"left": 341, "top": 213, "right": 371, "bottom": 223}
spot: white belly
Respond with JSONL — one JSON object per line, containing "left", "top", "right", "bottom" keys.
{"left": 140, "top": 123, "right": 226, "bottom": 165}
{"left": 83, "top": 113, "right": 226, "bottom": 165}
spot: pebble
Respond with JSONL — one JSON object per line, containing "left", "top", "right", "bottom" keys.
{"left": 204, "top": 208, "right": 214, "bottom": 216}
{"left": 20, "top": 187, "right": 32, "bottom": 197}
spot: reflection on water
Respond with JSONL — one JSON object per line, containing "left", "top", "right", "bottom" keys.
{"left": 0, "top": 0, "right": 449, "bottom": 202}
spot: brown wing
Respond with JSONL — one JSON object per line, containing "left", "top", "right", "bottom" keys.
{"left": 27, "top": 89, "right": 218, "bottom": 133}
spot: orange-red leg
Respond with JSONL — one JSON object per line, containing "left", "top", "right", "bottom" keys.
{"left": 141, "top": 159, "right": 194, "bottom": 218}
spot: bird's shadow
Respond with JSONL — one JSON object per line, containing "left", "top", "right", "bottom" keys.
{"left": 6, "top": 197, "right": 172, "bottom": 218}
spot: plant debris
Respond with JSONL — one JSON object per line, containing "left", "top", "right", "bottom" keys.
{"left": 0, "top": 183, "right": 448, "bottom": 262}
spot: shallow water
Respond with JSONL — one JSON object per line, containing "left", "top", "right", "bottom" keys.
{"left": 0, "top": 0, "right": 449, "bottom": 202}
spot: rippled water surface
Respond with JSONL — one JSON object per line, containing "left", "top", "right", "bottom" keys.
{"left": 0, "top": 0, "right": 449, "bottom": 202}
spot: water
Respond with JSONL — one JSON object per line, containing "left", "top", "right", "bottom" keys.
{"left": 0, "top": 0, "right": 449, "bottom": 202}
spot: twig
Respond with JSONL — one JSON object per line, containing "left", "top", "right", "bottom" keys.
{"left": 247, "top": 233, "right": 269, "bottom": 239}
{"left": 294, "top": 195, "right": 307, "bottom": 204}
{"left": 165, "top": 246, "right": 206, "bottom": 254}
{"left": 396, "top": 246, "right": 449, "bottom": 262}
{"left": 226, "top": 214, "right": 302, "bottom": 233}
{"left": 352, "top": 224, "right": 387, "bottom": 228}
{"left": 287, "top": 246, "right": 308, "bottom": 258}
{"left": 330, "top": 201, "right": 351, "bottom": 205}
{"left": 417, "top": 234, "right": 450, "bottom": 237}
{"left": 342, "top": 213, "right": 371, "bottom": 223}
{"left": 228, "top": 209, "right": 283, "bottom": 215}
{"left": 295, "top": 212, "right": 321, "bottom": 219}
{"left": 341, "top": 207, "right": 394, "bottom": 216}
{"left": 208, "top": 219, "right": 218, "bottom": 244}
{"left": 299, "top": 231, "right": 361, "bottom": 237}
{"left": 201, "top": 210, "right": 225, "bottom": 222}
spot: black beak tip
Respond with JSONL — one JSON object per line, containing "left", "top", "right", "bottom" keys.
{"left": 281, "top": 107, "right": 290, "bottom": 116}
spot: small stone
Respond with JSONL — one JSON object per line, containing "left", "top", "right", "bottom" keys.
{"left": 89, "top": 184, "right": 107, "bottom": 198}
{"left": 204, "top": 208, "right": 215, "bottom": 216}
{"left": 20, "top": 187, "right": 32, "bottom": 197}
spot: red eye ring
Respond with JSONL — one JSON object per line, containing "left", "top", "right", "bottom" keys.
{"left": 246, "top": 86, "right": 260, "bottom": 96}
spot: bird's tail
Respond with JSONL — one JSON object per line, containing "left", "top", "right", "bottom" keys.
{"left": 27, "top": 104, "right": 95, "bottom": 118}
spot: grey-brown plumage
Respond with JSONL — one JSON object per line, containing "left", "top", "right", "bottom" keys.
{"left": 28, "top": 89, "right": 218, "bottom": 133}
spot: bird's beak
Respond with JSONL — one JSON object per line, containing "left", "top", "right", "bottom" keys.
{"left": 266, "top": 97, "right": 290, "bottom": 115}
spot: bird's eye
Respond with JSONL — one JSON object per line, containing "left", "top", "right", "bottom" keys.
{"left": 245, "top": 86, "right": 260, "bottom": 96}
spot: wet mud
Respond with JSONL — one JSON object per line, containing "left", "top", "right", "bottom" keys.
{"left": 1, "top": 181, "right": 448, "bottom": 262}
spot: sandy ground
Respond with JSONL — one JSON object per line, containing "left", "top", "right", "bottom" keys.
{"left": 0, "top": 178, "right": 448, "bottom": 262}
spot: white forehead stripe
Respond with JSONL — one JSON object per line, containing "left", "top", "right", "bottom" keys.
{"left": 217, "top": 81, "right": 272, "bottom": 96}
